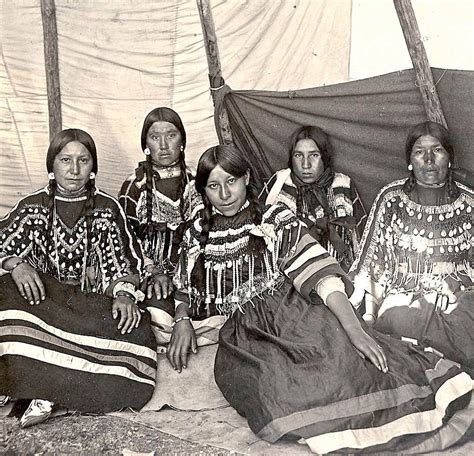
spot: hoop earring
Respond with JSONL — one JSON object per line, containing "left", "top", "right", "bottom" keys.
{"left": 89, "top": 172, "right": 96, "bottom": 180}
{"left": 407, "top": 164, "right": 413, "bottom": 171}
{"left": 144, "top": 148, "right": 151, "bottom": 155}
{"left": 48, "top": 172, "right": 55, "bottom": 180}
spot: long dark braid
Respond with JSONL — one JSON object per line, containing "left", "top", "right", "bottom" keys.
{"left": 192, "top": 145, "right": 266, "bottom": 292}
{"left": 402, "top": 171, "right": 416, "bottom": 195}
{"left": 198, "top": 192, "right": 213, "bottom": 250}
{"left": 83, "top": 178, "right": 96, "bottom": 241}
{"left": 45, "top": 128, "right": 98, "bottom": 285}
{"left": 178, "top": 149, "right": 188, "bottom": 221}
{"left": 145, "top": 153, "right": 154, "bottom": 233}
{"left": 446, "top": 169, "right": 460, "bottom": 200}
{"left": 140, "top": 107, "right": 188, "bottom": 227}
{"left": 47, "top": 177, "right": 57, "bottom": 233}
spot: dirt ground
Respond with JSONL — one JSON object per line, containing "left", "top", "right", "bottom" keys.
{"left": 1, "top": 413, "right": 232, "bottom": 455}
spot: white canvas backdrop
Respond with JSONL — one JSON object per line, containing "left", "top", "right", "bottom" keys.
{"left": 1, "top": 0, "right": 472, "bottom": 216}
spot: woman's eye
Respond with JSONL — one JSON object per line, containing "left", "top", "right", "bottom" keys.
{"left": 61, "top": 157, "right": 70, "bottom": 162}
{"left": 151, "top": 135, "right": 158, "bottom": 140}
{"left": 169, "top": 133, "right": 176, "bottom": 138}
{"left": 80, "top": 158, "right": 89, "bottom": 164}
{"left": 208, "top": 183, "right": 217, "bottom": 190}
{"left": 228, "top": 178, "right": 236, "bottom": 184}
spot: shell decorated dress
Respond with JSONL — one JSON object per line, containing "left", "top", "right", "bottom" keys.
{"left": 119, "top": 162, "right": 203, "bottom": 276}
{"left": 351, "top": 178, "right": 473, "bottom": 372}
{"left": 0, "top": 187, "right": 157, "bottom": 412}
{"left": 170, "top": 202, "right": 473, "bottom": 454}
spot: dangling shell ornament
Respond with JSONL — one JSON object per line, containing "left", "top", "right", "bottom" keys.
{"left": 250, "top": 223, "right": 277, "bottom": 250}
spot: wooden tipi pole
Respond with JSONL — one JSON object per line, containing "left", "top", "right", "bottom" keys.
{"left": 41, "top": 0, "right": 62, "bottom": 139}
{"left": 393, "top": 0, "right": 447, "bottom": 127}
{"left": 196, "top": 0, "right": 233, "bottom": 144}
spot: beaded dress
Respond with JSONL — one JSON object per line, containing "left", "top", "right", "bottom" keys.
{"left": 351, "top": 178, "right": 473, "bottom": 371}
{"left": 171, "top": 202, "right": 472, "bottom": 454}
{"left": 119, "top": 162, "right": 202, "bottom": 275}
{"left": 0, "top": 187, "right": 157, "bottom": 412}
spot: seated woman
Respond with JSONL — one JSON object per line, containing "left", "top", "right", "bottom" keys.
{"left": 119, "top": 107, "right": 202, "bottom": 319}
{"left": 351, "top": 121, "right": 473, "bottom": 372}
{"left": 168, "top": 144, "right": 472, "bottom": 454}
{"left": 264, "top": 125, "right": 366, "bottom": 271}
{"left": 0, "top": 129, "right": 157, "bottom": 427}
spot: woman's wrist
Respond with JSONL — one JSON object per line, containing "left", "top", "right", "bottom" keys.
{"left": 172, "top": 316, "right": 192, "bottom": 327}
{"left": 112, "top": 281, "right": 145, "bottom": 303}
{"left": 115, "top": 290, "right": 137, "bottom": 303}
{"left": 5, "top": 257, "right": 26, "bottom": 273}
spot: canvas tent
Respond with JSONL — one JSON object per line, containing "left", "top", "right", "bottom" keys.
{"left": 1, "top": 0, "right": 473, "bottom": 216}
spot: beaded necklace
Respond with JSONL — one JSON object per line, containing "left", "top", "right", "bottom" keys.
{"left": 52, "top": 192, "right": 89, "bottom": 291}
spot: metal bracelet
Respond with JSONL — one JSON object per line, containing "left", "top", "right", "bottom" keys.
{"left": 9, "top": 259, "right": 26, "bottom": 274}
{"left": 115, "top": 290, "right": 137, "bottom": 303}
{"left": 172, "top": 316, "right": 192, "bottom": 327}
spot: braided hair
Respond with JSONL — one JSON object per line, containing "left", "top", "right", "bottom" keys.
{"left": 45, "top": 129, "right": 98, "bottom": 285}
{"left": 140, "top": 107, "right": 188, "bottom": 225}
{"left": 192, "top": 145, "right": 264, "bottom": 292}
{"left": 403, "top": 121, "right": 459, "bottom": 200}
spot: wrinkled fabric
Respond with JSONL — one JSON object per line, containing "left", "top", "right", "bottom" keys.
{"left": 218, "top": 68, "right": 474, "bottom": 207}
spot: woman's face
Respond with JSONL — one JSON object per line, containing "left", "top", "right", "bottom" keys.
{"left": 146, "top": 121, "right": 182, "bottom": 167}
{"left": 205, "top": 165, "right": 249, "bottom": 216}
{"left": 410, "top": 134, "right": 450, "bottom": 185}
{"left": 291, "top": 139, "right": 324, "bottom": 184}
{"left": 53, "top": 141, "right": 93, "bottom": 192}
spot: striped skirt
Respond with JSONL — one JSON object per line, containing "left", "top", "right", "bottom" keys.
{"left": 0, "top": 273, "right": 157, "bottom": 413}
{"left": 215, "top": 282, "right": 473, "bottom": 454}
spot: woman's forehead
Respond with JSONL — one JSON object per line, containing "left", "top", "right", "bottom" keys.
{"left": 208, "top": 165, "right": 235, "bottom": 182}
{"left": 148, "top": 121, "right": 179, "bottom": 134}
{"left": 56, "top": 141, "right": 91, "bottom": 156}
{"left": 294, "top": 138, "right": 320, "bottom": 153}
{"left": 412, "top": 134, "right": 443, "bottom": 147}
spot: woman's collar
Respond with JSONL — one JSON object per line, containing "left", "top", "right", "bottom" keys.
{"left": 152, "top": 162, "right": 181, "bottom": 179}
{"left": 55, "top": 183, "right": 88, "bottom": 198}
{"left": 414, "top": 178, "right": 446, "bottom": 189}
{"left": 212, "top": 200, "right": 250, "bottom": 216}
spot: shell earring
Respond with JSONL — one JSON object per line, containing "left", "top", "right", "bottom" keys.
{"left": 180, "top": 144, "right": 184, "bottom": 152}
{"left": 448, "top": 162, "right": 451, "bottom": 168}
{"left": 408, "top": 164, "right": 413, "bottom": 171}
{"left": 144, "top": 148, "right": 151, "bottom": 155}
{"left": 89, "top": 172, "right": 96, "bottom": 179}
{"left": 48, "top": 172, "right": 55, "bottom": 180}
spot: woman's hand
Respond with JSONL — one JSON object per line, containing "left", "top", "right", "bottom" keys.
{"left": 8, "top": 259, "right": 45, "bottom": 305}
{"left": 325, "top": 290, "right": 387, "bottom": 373}
{"left": 167, "top": 319, "right": 197, "bottom": 373}
{"left": 112, "top": 295, "right": 142, "bottom": 334}
{"left": 345, "top": 325, "right": 388, "bottom": 373}
{"left": 147, "top": 273, "right": 174, "bottom": 300}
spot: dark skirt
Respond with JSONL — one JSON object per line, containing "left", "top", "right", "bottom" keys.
{"left": 0, "top": 273, "right": 157, "bottom": 413}
{"left": 374, "top": 291, "right": 474, "bottom": 374}
{"left": 215, "top": 282, "right": 473, "bottom": 454}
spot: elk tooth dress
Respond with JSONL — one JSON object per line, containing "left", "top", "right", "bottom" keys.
{"left": 173, "top": 202, "right": 472, "bottom": 454}
{"left": 0, "top": 187, "right": 157, "bottom": 412}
